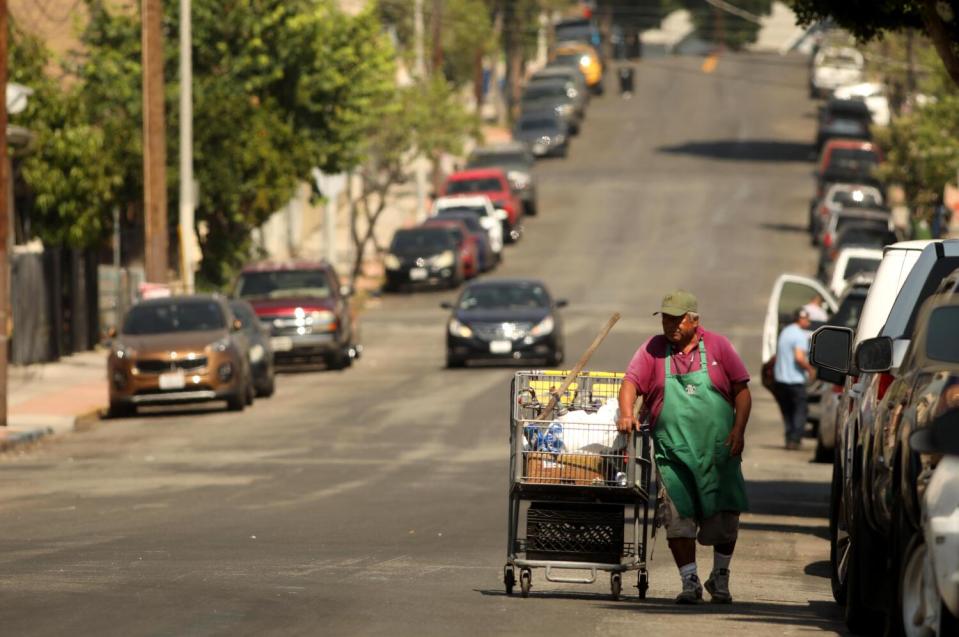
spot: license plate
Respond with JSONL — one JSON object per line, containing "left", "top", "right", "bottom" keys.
{"left": 159, "top": 371, "right": 185, "bottom": 390}
{"left": 409, "top": 267, "right": 428, "bottom": 281}
{"left": 271, "top": 336, "right": 293, "bottom": 352}
{"left": 490, "top": 340, "right": 512, "bottom": 354}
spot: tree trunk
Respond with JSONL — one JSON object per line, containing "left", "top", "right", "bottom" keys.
{"left": 919, "top": 0, "right": 959, "bottom": 88}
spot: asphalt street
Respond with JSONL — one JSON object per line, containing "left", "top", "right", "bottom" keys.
{"left": 0, "top": 53, "right": 846, "bottom": 636}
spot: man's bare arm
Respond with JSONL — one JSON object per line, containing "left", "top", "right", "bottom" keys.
{"left": 725, "top": 381, "right": 751, "bottom": 456}
{"left": 618, "top": 379, "right": 639, "bottom": 432}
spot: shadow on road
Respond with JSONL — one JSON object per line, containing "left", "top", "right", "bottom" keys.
{"left": 804, "top": 560, "right": 832, "bottom": 579}
{"left": 595, "top": 597, "right": 844, "bottom": 631}
{"left": 739, "top": 520, "right": 829, "bottom": 541}
{"left": 657, "top": 140, "right": 814, "bottom": 163}
{"left": 746, "top": 479, "right": 830, "bottom": 518}
{"left": 760, "top": 222, "right": 808, "bottom": 234}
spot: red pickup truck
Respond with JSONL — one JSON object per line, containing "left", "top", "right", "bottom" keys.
{"left": 442, "top": 168, "right": 522, "bottom": 243}
{"left": 232, "top": 261, "right": 359, "bottom": 369}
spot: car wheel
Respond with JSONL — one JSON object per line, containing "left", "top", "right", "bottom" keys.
{"left": 896, "top": 532, "right": 938, "bottom": 637}
{"left": 844, "top": 486, "right": 884, "bottom": 634}
{"left": 829, "top": 455, "right": 848, "bottom": 603}
{"left": 245, "top": 379, "right": 255, "bottom": 406}
{"left": 226, "top": 390, "right": 246, "bottom": 412}
{"left": 446, "top": 354, "right": 465, "bottom": 369}
{"left": 108, "top": 401, "right": 135, "bottom": 419}
{"left": 814, "top": 436, "right": 831, "bottom": 463}
{"left": 257, "top": 375, "right": 276, "bottom": 398}
{"left": 525, "top": 201, "right": 537, "bottom": 216}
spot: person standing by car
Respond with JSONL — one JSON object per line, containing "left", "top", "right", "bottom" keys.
{"left": 617, "top": 290, "right": 751, "bottom": 605}
{"left": 773, "top": 309, "right": 815, "bottom": 450}
{"left": 802, "top": 294, "right": 829, "bottom": 322}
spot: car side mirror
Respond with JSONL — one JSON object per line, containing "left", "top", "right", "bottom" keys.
{"left": 340, "top": 284, "right": 354, "bottom": 297}
{"left": 555, "top": 299, "right": 568, "bottom": 308}
{"left": 809, "top": 326, "right": 854, "bottom": 374}
{"left": 855, "top": 336, "right": 893, "bottom": 373}
{"left": 440, "top": 301, "right": 453, "bottom": 310}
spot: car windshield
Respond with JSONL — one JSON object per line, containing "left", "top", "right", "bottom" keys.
{"left": 841, "top": 257, "right": 881, "bottom": 281}
{"left": 834, "top": 215, "right": 887, "bottom": 234}
{"left": 926, "top": 306, "right": 959, "bottom": 363}
{"left": 446, "top": 178, "right": 502, "bottom": 194}
{"left": 556, "top": 23, "right": 594, "bottom": 43}
{"left": 518, "top": 119, "right": 559, "bottom": 132}
{"left": 458, "top": 283, "right": 549, "bottom": 310}
{"left": 822, "top": 53, "right": 860, "bottom": 68}
{"left": 391, "top": 229, "right": 454, "bottom": 254}
{"left": 439, "top": 214, "right": 482, "bottom": 233}
{"left": 424, "top": 224, "right": 463, "bottom": 243}
{"left": 554, "top": 54, "right": 582, "bottom": 67}
{"left": 468, "top": 152, "right": 529, "bottom": 168}
{"left": 827, "top": 292, "right": 868, "bottom": 329}
{"left": 123, "top": 300, "right": 226, "bottom": 335}
{"left": 833, "top": 190, "right": 882, "bottom": 208}
{"left": 522, "top": 85, "right": 567, "bottom": 100}
{"left": 236, "top": 270, "right": 333, "bottom": 300}
{"left": 836, "top": 226, "right": 895, "bottom": 248}
{"left": 438, "top": 206, "right": 487, "bottom": 218}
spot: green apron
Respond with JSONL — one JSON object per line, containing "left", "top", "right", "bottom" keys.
{"left": 652, "top": 339, "right": 749, "bottom": 519}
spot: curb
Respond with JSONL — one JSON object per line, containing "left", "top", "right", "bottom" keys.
{"left": 1, "top": 407, "right": 104, "bottom": 454}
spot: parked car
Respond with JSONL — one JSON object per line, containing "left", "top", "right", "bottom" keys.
{"left": 551, "top": 42, "right": 603, "bottom": 94}
{"left": 442, "top": 278, "right": 566, "bottom": 368}
{"left": 810, "top": 182, "right": 885, "bottom": 243}
{"left": 466, "top": 142, "right": 539, "bottom": 216}
{"left": 520, "top": 79, "right": 581, "bottom": 134}
{"left": 810, "top": 46, "right": 864, "bottom": 98}
{"left": 811, "top": 275, "right": 873, "bottom": 463}
{"left": 513, "top": 111, "right": 570, "bottom": 159}
{"left": 384, "top": 227, "right": 464, "bottom": 292}
{"left": 233, "top": 261, "right": 358, "bottom": 370}
{"left": 432, "top": 195, "right": 505, "bottom": 260}
{"left": 808, "top": 239, "right": 959, "bottom": 632}
{"left": 832, "top": 81, "right": 891, "bottom": 127}
{"left": 825, "top": 246, "right": 883, "bottom": 298}
{"left": 815, "top": 140, "right": 883, "bottom": 202}
{"left": 530, "top": 66, "right": 589, "bottom": 116}
{"left": 817, "top": 98, "right": 872, "bottom": 151}
{"left": 819, "top": 207, "right": 892, "bottom": 252}
{"left": 837, "top": 295, "right": 959, "bottom": 635}
{"left": 421, "top": 218, "right": 481, "bottom": 279}
{"left": 229, "top": 299, "right": 276, "bottom": 398}
{"left": 107, "top": 294, "right": 254, "bottom": 416}
{"left": 441, "top": 168, "right": 522, "bottom": 242}
{"left": 427, "top": 211, "right": 494, "bottom": 273}
{"left": 903, "top": 409, "right": 959, "bottom": 636}
{"left": 817, "top": 221, "right": 898, "bottom": 280}
{"left": 554, "top": 16, "right": 603, "bottom": 59}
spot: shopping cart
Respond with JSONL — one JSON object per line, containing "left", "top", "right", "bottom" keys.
{"left": 504, "top": 370, "right": 654, "bottom": 600}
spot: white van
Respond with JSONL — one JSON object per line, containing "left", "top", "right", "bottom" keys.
{"left": 827, "top": 246, "right": 883, "bottom": 298}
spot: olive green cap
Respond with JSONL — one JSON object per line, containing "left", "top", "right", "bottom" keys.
{"left": 655, "top": 290, "right": 698, "bottom": 317}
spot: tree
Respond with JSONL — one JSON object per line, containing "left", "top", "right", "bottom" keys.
{"left": 792, "top": 0, "right": 959, "bottom": 88}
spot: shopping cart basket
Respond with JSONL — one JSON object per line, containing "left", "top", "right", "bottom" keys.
{"left": 504, "top": 370, "right": 654, "bottom": 599}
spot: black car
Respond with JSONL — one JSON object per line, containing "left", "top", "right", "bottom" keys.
{"left": 520, "top": 80, "right": 580, "bottom": 134}
{"left": 513, "top": 112, "right": 570, "bottom": 158}
{"left": 442, "top": 279, "right": 566, "bottom": 368}
{"left": 816, "top": 98, "right": 872, "bottom": 150}
{"left": 817, "top": 221, "right": 898, "bottom": 278}
{"left": 384, "top": 227, "right": 464, "bottom": 292}
{"left": 229, "top": 299, "right": 276, "bottom": 397}
{"left": 466, "top": 142, "right": 539, "bottom": 216}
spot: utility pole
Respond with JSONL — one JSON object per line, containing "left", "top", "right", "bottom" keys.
{"left": 413, "top": 0, "right": 427, "bottom": 221}
{"left": 178, "top": 0, "right": 195, "bottom": 294}
{"left": 714, "top": 3, "right": 726, "bottom": 53}
{"left": 0, "top": 0, "right": 8, "bottom": 427}
{"left": 142, "top": 0, "right": 169, "bottom": 283}
{"left": 431, "top": 0, "right": 443, "bottom": 74}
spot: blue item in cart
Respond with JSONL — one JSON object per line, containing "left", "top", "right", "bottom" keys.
{"left": 542, "top": 422, "right": 565, "bottom": 452}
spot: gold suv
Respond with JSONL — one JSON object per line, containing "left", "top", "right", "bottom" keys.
{"left": 107, "top": 295, "right": 254, "bottom": 417}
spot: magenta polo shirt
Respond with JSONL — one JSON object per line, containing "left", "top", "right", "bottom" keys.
{"left": 624, "top": 326, "right": 750, "bottom": 427}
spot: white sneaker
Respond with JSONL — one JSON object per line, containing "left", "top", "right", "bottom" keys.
{"left": 675, "top": 574, "right": 703, "bottom": 604}
{"left": 705, "top": 568, "right": 732, "bottom": 604}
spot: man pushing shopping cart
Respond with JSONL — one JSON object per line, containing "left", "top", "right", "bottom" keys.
{"left": 617, "top": 290, "right": 752, "bottom": 604}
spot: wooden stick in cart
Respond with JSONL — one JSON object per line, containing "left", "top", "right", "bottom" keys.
{"left": 539, "top": 312, "right": 621, "bottom": 422}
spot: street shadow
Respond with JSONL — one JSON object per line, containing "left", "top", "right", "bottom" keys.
{"left": 595, "top": 597, "right": 845, "bottom": 632}
{"left": 760, "top": 222, "right": 808, "bottom": 234}
{"left": 739, "top": 520, "right": 829, "bottom": 541}
{"left": 804, "top": 560, "right": 832, "bottom": 579}
{"left": 657, "top": 140, "right": 814, "bottom": 163}
{"left": 745, "top": 479, "right": 830, "bottom": 519}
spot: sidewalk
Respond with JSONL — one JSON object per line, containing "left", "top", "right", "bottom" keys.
{"left": 0, "top": 349, "right": 107, "bottom": 453}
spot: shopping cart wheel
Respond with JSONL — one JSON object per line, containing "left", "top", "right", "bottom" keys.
{"left": 520, "top": 569, "right": 532, "bottom": 598}
{"left": 504, "top": 566, "right": 516, "bottom": 595}
{"left": 637, "top": 570, "right": 649, "bottom": 599}
{"left": 610, "top": 573, "right": 622, "bottom": 600}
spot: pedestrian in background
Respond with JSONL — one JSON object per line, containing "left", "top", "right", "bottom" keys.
{"left": 618, "top": 290, "right": 751, "bottom": 605}
{"left": 773, "top": 308, "right": 815, "bottom": 450}
{"left": 801, "top": 294, "right": 829, "bottom": 322}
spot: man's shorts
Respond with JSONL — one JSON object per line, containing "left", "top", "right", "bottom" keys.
{"left": 658, "top": 485, "right": 739, "bottom": 545}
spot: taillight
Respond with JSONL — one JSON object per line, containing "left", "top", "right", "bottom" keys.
{"left": 823, "top": 233, "right": 832, "bottom": 248}
{"left": 832, "top": 384, "right": 843, "bottom": 394}
{"left": 877, "top": 372, "right": 894, "bottom": 401}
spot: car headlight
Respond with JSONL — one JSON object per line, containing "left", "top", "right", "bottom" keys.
{"left": 208, "top": 336, "right": 231, "bottom": 353}
{"left": 112, "top": 342, "right": 134, "bottom": 359}
{"left": 384, "top": 254, "right": 401, "bottom": 270}
{"left": 249, "top": 344, "right": 265, "bottom": 363}
{"left": 449, "top": 318, "right": 473, "bottom": 338}
{"left": 530, "top": 316, "right": 554, "bottom": 337}
{"left": 308, "top": 310, "right": 337, "bottom": 332}
{"left": 554, "top": 134, "right": 566, "bottom": 144}
{"left": 555, "top": 103, "right": 573, "bottom": 115}
{"left": 431, "top": 250, "right": 455, "bottom": 268}
{"left": 508, "top": 170, "right": 531, "bottom": 190}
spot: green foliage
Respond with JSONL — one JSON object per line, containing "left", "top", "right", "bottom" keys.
{"left": 790, "top": 0, "right": 924, "bottom": 41}
{"left": 678, "top": 0, "right": 774, "bottom": 50}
